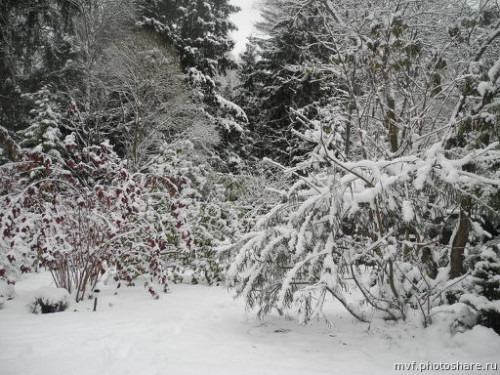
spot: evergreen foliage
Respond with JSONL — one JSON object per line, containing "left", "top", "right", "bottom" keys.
{"left": 17, "top": 87, "right": 66, "bottom": 159}
{"left": 139, "top": 0, "right": 238, "bottom": 76}
{"left": 235, "top": 0, "right": 337, "bottom": 165}
{"left": 138, "top": 0, "right": 239, "bottom": 103}
{"left": 0, "top": 0, "right": 81, "bottom": 130}
{"left": 138, "top": 0, "right": 248, "bottom": 169}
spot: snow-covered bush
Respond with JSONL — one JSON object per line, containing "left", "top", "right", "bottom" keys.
{"left": 0, "top": 134, "right": 192, "bottom": 301}
{"left": 150, "top": 141, "right": 246, "bottom": 285}
{"left": 29, "top": 287, "right": 70, "bottom": 314}
{"left": 227, "top": 115, "right": 499, "bottom": 326}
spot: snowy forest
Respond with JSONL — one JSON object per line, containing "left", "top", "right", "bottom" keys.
{"left": 1, "top": 0, "right": 500, "bottom": 373}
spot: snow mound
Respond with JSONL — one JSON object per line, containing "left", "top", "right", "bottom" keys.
{"left": 29, "top": 287, "right": 70, "bottom": 314}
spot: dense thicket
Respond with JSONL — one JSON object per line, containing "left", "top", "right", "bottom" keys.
{"left": 231, "top": 0, "right": 500, "bottom": 332}
{"left": 1, "top": 0, "right": 499, "bottom": 335}
{"left": 0, "top": 0, "right": 247, "bottom": 301}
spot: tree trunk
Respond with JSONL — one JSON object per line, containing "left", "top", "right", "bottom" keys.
{"left": 449, "top": 198, "right": 472, "bottom": 278}
{"left": 386, "top": 94, "right": 398, "bottom": 153}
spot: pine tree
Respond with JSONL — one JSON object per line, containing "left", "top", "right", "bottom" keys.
{"left": 138, "top": 0, "right": 248, "bottom": 170}
{"left": 0, "top": 0, "right": 81, "bottom": 131}
{"left": 139, "top": 0, "right": 238, "bottom": 75}
{"left": 234, "top": 40, "right": 261, "bottom": 154}
{"left": 18, "top": 87, "right": 67, "bottom": 160}
{"left": 235, "top": 0, "right": 337, "bottom": 165}
{"left": 138, "top": 0, "right": 239, "bottom": 103}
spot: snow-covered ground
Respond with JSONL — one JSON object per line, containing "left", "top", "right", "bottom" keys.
{"left": 1, "top": 273, "right": 499, "bottom": 375}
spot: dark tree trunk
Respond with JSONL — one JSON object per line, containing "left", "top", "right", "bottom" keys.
{"left": 449, "top": 198, "right": 472, "bottom": 278}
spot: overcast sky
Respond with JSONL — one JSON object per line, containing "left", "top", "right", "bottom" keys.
{"left": 229, "top": 0, "right": 262, "bottom": 57}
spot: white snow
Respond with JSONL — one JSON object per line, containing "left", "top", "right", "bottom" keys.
{"left": 0, "top": 273, "right": 499, "bottom": 375}
{"left": 488, "top": 56, "right": 500, "bottom": 82}
{"left": 477, "top": 81, "right": 492, "bottom": 97}
{"left": 216, "top": 94, "right": 248, "bottom": 123}
{"left": 31, "top": 287, "right": 70, "bottom": 308}
{"left": 402, "top": 200, "right": 414, "bottom": 222}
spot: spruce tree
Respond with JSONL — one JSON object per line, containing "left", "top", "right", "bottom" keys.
{"left": 138, "top": 0, "right": 239, "bottom": 98}
{"left": 18, "top": 87, "right": 66, "bottom": 160}
{"left": 236, "top": 0, "right": 336, "bottom": 166}
{"left": 0, "top": 0, "right": 81, "bottom": 131}
{"left": 138, "top": 0, "right": 247, "bottom": 170}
